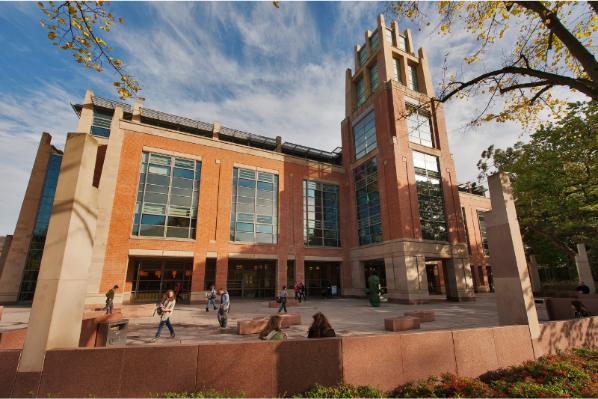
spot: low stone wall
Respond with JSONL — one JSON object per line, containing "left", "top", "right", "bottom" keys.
{"left": 1, "top": 318, "right": 596, "bottom": 398}
{"left": 546, "top": 298, "right": 598, "bottom": 321}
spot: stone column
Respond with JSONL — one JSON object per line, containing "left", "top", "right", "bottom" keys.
{"left": 18, "top": 133, "right": 99, "bottom": 373}
{"left": 444, "top": 257, "right": 475, "bottom": 301}
{"left": 387, "top": 255, "right": 430, "bottom": 304}
{"left": 575, "top": 244, "right": 595, "bottom": 294}
{"left": 529, "top": 255, "right": 542, "bottom": 294}
{"left": 0, "top": 235, "right": 13, "bottom": 280}
{"left": 484, "top": 173, "right": 540, "bottom": 342}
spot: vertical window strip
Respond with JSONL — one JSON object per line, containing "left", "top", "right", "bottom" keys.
{"left": 478, "top": 210, "right": 490, "bottom": 256}
{"left": 133, "top": 152, "right": 200, "bottom": 240}
{"left": 354, "top": 157, "right": 382, "bottom": 246}
{"left": 90, "top": 108, "right": 113, "bottom": 138}
{"left": 303, "top": 181, "right": 341, "bottom": 247}
{"left": 462, "top": 207, "right": 472, "bottom": 255}
{"left": 359, "top": 47, "right": 367, "bottom": 66}
{"left": 406, "top": 106, "right": 433, "bottom": 148}
{"left": 370, "top": 62, "right": 379, "bottom": 92}
{"left": 353, "top": 110, "right": 377, "bottom": 160}
{"left": 17, "top": 154, "right": 63, "bottom": 302}
{"left": 413, "top": 151, "right": 448, "bottom": 242}
{"left": 386, "top": 29, "right": 395, "bottom": 46}
{"left": 230, "top": 168, "right": 278, "bottom": 244}
{"left": 370, "top": 31, "right": 379, "bottom": 52}
{"left": 393, "top": 58, "right": 402, "bottom": 84}
{"left": 356, "top": 77, "right": 365, "bottom": 107}
{"left": 399, "top": 36, "right": 407, "bottom": 52}
{"left": 408, "top": 65, "right": 419, "bottom": 92}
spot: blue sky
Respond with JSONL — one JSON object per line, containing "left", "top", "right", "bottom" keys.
{"left": 0, "top": 1, "right": 587, "bottom": 236}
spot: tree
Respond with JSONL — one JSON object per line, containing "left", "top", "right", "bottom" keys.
{"left": 385, "top": 1, "right": 598, "bottom": 130}
{"left": 477, "top": 101, "right": 598, "bottom": 262}
{"left": 38, "top": 1, "right": 144, "bottom": 101}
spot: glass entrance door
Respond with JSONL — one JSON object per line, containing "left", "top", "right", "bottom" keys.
{"left": 305, "top": 262, "right": 341, "bottom": 297}
{"left": 131, "top": 258, "right": 192, "bottom": 302}
{"left": 227, "top": 260, "right": 276, "bottom": 298}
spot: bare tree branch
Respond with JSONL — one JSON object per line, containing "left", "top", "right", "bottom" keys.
{"left": 527, "top": 221, "right": 578, "bottom": 260}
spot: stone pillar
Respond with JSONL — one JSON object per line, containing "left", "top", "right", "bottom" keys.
{"left": 575, "top": 244, "right": 595, "bottom": 294}
{"left": 387, "top": 255, "right": 430, "bottom": 304}
{"left": 0, "top": 235, "right": 13, "bottom": 279}
{"left": 529, "top": 255, "right": 542, "bottom": 294}
{"left": 485, "top": 173, "right": 540, "bottom": 343}
{"left": 0, "top": 133, "right": 54, "bottom": 305}
{"left": 86, "top": 106, "right": 125, "bottom": 306}
{"left": 76, "top": 90, "right": 94, "bottom": 133}
{"left": 212, "top": 121, "right": 220, "bottom": 140}
{"left": 444, "top": 256, "right": 475, "bottom": 301}
{"left": 342, "top": 260, "right": 366, "bottom": 298}
{"left": 18, "top": 133, "right": 99, "bottom": 373}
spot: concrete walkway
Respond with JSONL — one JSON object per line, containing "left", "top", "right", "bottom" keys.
{"left": 1, "top": 293, "right": 505, "bottom": 345}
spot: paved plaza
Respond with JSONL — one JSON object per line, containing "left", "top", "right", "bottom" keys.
{"left": 0, "top": 293, "right": 511, "bottom": 345}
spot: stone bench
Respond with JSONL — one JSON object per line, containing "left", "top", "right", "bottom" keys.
{"left": 237, "top": 319, "right": 269, "bottom": 335}
{"left": 268, "top": 299, "right": 298, "bottom": 308}
{"left": 404, "top": 310, "right": 435, "bottom": 322}
{"left": 384, "top": 316, "right": 420, "bottom": 332}
{"left": 254, "top": 316, "right": 292, "bottom": 328}
{"left": 271, "top": 313, "right": 301, "bottom": 325}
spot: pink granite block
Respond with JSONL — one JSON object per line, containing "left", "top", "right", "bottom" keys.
{"left": 0, "top": 328, "right": 27, "bottom": 350}
{"left": 0, "top": 350, "right": 20, "bottom": 398}
{"left": 275, "top": 338, "right": 343, "bottom": 397}
{"left": 452, "top": 328, "right": 499, "bottom": 378}
{"left": 492, "top": 325, "right": 534, "bottom": 369}
{"left": 254, "top": 316, "right": 291, "bottom": 329}
{"left": 93, "top": 307, "right": 122, "bottom": 313}
{"left": 270, "top": 313, "right": 301, "bottom": 325}
{"left": 38, "top": 347, "right": 124, "bottom": 398}
{"left": 119, "top": 344, "right": 199, "bottom": 397}
{"left": 384, "top": 316, "right": 420, "bottom": 332}
{"left": 404, "top": 310, "right": 435, "bottom": 322}
{"left": 268, "top": 299, "right": 298, "bottom": 308}
{"left": 79, "top": 313, "right": 123, "bottom": 347}
{"left": 342, "top": 335, "right": 404, "bottom": 391}
{"left": 11, "top": 371, "right": 41, "bottom": 399}
{"left": 120, "top": 304, "right": 155, "bottom": 318}
{"left": 238, "top": 319, "right": 269, "bottom": 335}
{"left": 198, "top": 340, "right": 277, "bottom": 398}
{"left": 401, "top": 331, "right": 457, "bottom": 383}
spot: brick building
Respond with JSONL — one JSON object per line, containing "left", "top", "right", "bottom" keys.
{"left": 0, "top": 15, "right": 492, "bottom": 306}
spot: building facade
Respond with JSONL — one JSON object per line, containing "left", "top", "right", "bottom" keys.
{"left": 0, "top": 15, "right": 493, "bottom": 306}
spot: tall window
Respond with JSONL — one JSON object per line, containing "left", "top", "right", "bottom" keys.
{"left": 408, "top": 65, "right": 419, "bottom": 92}
{"left": 353, "top": 110, "right": 377, "bottom": 160}
{"left": 359, "top": 47, "right": 367, "bottom": 66}
{"left": 355, "top": 158, "right": 382, "bottom": 246}
{"left": 462, "top": 207, "right": 472, "bottom": 255}
{"left": 303, "top": 181, "right": 341, "bottom": 247}
{"left": 413, "top": 151, "right": 447, "bottom": 241}
{"left": 370, "top": 62, "right": 379, "bottom": 92}
{"left": 90, "top": 108, "right": 113, "bottom": 138}
{"left": 393, "top": 58, "right": 402, "bottom": 84}
{"left": 230, "top": 168, "right": 278, "bottom": 244}
{"left": 399, "top": 36, "right": 407, "bottom": 52}
{"left": 18, "top": 153, "right": 63, "bottom": 302}
{"left": 133, "top": 152, "right": 201, "bottom": 239}
{"left": 386, "top": 29, "right": 395, "bottom": 46}
{"left": 370, "top": 31, "right": 379, "bottom": 52}
{"left": 477, "top": 210, "right": 490, "bottom": 256}
{"left": 407, "top": 106, "right": 433, "bottom": 148}
{"left": 356, "top": 77, "right": 365, "bottom": 107}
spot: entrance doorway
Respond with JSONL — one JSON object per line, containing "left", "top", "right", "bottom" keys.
{"left": 227, "top": 260, "right": 276, "bottom": 298}
{"left": 131, "top": 258, "right": 192, "bottom": 302}
{"left": 364, "top": 260, "right": 386, "bottom": 293}
{"left": 305, "top": 262, "right": 341, "bottom": 297}
{"left": 426, "top": 262, "right": 441, "bottom": 294}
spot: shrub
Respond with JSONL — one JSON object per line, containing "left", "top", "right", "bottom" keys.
{"left": 294, "top": 383, "right": 386, "bottom": 398}
{"left": 163, "top": 383, "right": 246, "bottom": 398}
{"left": 541, "top": 280, "right": 579, "bottom": 291}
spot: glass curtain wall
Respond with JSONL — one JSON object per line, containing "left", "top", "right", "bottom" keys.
{"left": 227, "top": 260, "right": 276, "bottom": 298}
{"left": 230, "top": 168, "right": 278, "bottom": 244}
{"left": 406, "top": 106, "right": 433, "bottom": 148}
{"left": 17, "top": 153, "right": 63, "bottom": 302}
{"left": 132, "top": 152, "right": 201, "bottom": 239}
{"left": 130, "top": 258, "right": 192, "bottom": 302}
{"left": 354, "top": 158, "right": 382, "bottom": 246}
{"left": 353, "top": 110, "right": 377, "bottom": 160}
{"left": 413, "top": 151, "right": 448, "bottom": 241}
{"left": 303, "top": 181, "right": 341, "bottom": 247}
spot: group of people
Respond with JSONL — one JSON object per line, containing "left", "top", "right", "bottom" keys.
{"left": 258, "top": 311, "right": 336, "bottom": 340}
{"left": 293, "top": 282, "right": 307, "bottom": 303}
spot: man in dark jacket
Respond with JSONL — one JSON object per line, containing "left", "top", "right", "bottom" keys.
{"left": 101, "top": 285, "right": 119, "bottom": 314}
{"left": 217, "top": 288, "right": 230, "bottom": 329}
{"left": 577, "top": 281, "right": 591, "bottom": 295}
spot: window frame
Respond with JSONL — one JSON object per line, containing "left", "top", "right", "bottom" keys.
{"left": 303, "top": 180, "right": 341, "bottom": 248}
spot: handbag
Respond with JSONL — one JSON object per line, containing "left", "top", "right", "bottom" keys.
{"left": 154, "top": 307, "right": 163, "bottom": 316}
{"left": 276, "top": 297, "right": 282, "bottom": 304}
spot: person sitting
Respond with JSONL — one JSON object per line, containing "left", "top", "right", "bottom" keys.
{"left": 307, "top": 312, "right": 336, "bottom": 338}
{"left": 571, "top": 300, "right": 593, "bottom": 318}
{"left": 576, "top": 281, "right": 591, "bottom": 295}
{"left": 258, "top": 315, "right": 288, "bottom": 340}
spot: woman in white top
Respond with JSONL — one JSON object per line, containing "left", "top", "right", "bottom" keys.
{"left": 205, "top": 284, "right": 217, "bottom": 312}
{"left": 277, "top": 286, "right": 288, "bottom": 314}
{"left": 151, "top": 290, "right": 176, "bottom": 342}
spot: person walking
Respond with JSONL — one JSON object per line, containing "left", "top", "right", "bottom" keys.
{"left": 277, "top": 286, "right": 288, "bottom": 314}
{"left": 571, "top": 300, "right": 593, "bottom": 318}
{"left": 175, "top": 282, "right": 183, "bottom": 301}
{"left": 101, "top": 285, "right": 118, "bottom": 314}
{"left": 307, "top": 312, "right": 336, "bottom": 338}
{"left": 205, "top": 284, "right": 217, "bottom": 312}
{"left": 217, "top": 288, "right": 230, "bottom": 329}
{"left": 300, "top": 282, "right": 307, "bottom": 302}
{"left": 151, "top": 290, "right": 176, "bottom": 342}
{"left": 258, "top": 315, "right": 288, "bottom": 340}
{"left": 294, "top": 282, "right": 300, "bottom": 303}
{"left": 576, "top": 281, "right": 591, "bottom": 295}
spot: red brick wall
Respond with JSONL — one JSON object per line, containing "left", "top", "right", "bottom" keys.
{"left": 459, "top": 193, "right": 492, "bottom": 288}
